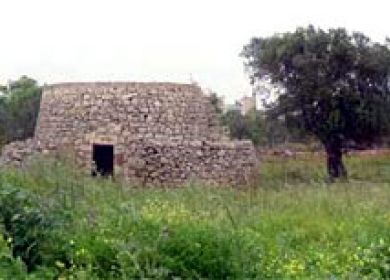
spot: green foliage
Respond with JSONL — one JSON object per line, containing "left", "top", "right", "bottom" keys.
{"left": 154, "top": 224, "right": 237, "bottom": 278}
{"left": 242, "top": 26, "right": 390, "bottom": 176}
{"left": 221, "top": 106, "right": 308, "bottom": 146}
{"left": 356, "top": 239, "right": 390, "bottom": 278}
{"left": 0, "top": 76, "right": 41, "bottom": 148}
{"left": 0, "top": 236, "right": 26, "bottom": 278}
{"left": 0, "top": 184, "right": 70, "bottom": 273}
{"left": 0, "top": 187, "right": 46, "bottom": 270}
{"left": 221, "top": 108, "right": 266, "bottom": 145}
{"left": 1, "top": 154, "right": 390, "bottom": 278}
{"left": 0, "top": 98, "right": 9, "bottom": 147}
{"left": 208, "top": 91, "right": 223, "bottom": 115}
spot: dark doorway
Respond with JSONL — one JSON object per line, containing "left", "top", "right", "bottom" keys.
{"left": 92, "top": 144, "right": 114, "bottom": 177}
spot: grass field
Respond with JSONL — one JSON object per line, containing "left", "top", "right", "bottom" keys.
{"left": 1, "top": 153, "right": 390, "bottom": 279}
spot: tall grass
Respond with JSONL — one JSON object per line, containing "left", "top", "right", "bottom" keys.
{"left": 0, "top": 153, "right": 390, "bottom": 278}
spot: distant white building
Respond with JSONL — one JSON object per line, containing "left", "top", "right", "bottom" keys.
{"left": 236, "top": 95, "right": 256, "bottom": 115}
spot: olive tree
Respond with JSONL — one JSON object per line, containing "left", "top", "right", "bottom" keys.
{"left": 242, "top": 26, "right": 390, "bottom": 179}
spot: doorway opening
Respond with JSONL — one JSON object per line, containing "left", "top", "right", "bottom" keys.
{"left": 92, "top": 144, "right": 114, "bottom": 177}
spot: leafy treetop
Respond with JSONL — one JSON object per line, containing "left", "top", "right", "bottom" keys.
{"left": 242, "top": 26, "right": 390, "bottom": 178}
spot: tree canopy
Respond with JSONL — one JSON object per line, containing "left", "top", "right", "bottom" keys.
{"left": 242, "top": 26, "right": 390, "bottom": 179}
{"left": 0, "top": 76, "right": 41, "bottom": 147}
{"left": 221, "top": 108, "right": 263, "bottom": 145}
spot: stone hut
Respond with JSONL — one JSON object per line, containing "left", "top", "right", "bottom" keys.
{"left": 0, "top": 82, "right": 258, "bottom": 186}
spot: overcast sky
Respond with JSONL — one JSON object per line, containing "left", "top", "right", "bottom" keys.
{"left": 0, "top": 0, "right": 389, "bottom": 103}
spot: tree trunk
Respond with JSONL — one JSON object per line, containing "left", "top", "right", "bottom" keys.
{"left": 325, "top": 141, "right": 347, "bottom": 181}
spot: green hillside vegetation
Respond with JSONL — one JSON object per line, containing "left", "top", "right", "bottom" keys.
{"left": 1, "top": 25, "right": 390, "bottom": 279}
{"left": 1, "top": 153, "right": 390, "bottom": 278}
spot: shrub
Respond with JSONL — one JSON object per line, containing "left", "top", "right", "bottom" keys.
{"left": 0, "top": 184, "right": 71, "bottom": 272}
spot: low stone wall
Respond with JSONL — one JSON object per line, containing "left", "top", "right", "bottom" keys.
{"left": 122, "top": 139, "right": 258, "bottom": 186}
{"left": 0, "top": 138, "right": 259, "bottom": 186}
{"left": 0, "top": 139, "right": 39, "bottom": 167}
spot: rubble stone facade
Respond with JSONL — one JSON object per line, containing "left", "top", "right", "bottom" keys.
{"left": 0, "top": 82, "right": 258, "bottom": 186}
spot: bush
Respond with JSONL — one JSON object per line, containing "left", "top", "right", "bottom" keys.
{"left": 0, "top": 184, "right": 71, "bottom": 273}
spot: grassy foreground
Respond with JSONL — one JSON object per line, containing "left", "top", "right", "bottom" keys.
{"left": 1, "top": 153, "right": 390, "bottom": 279}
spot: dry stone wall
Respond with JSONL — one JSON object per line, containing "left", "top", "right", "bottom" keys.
{"left": 0, "top": 82, "right": 258, "bottom": 186}
{"left": 0, "top": 139, "right": 40, "bottom": 167}
{"left": 124, "top": 139, "right": 257, "bottom": 186}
